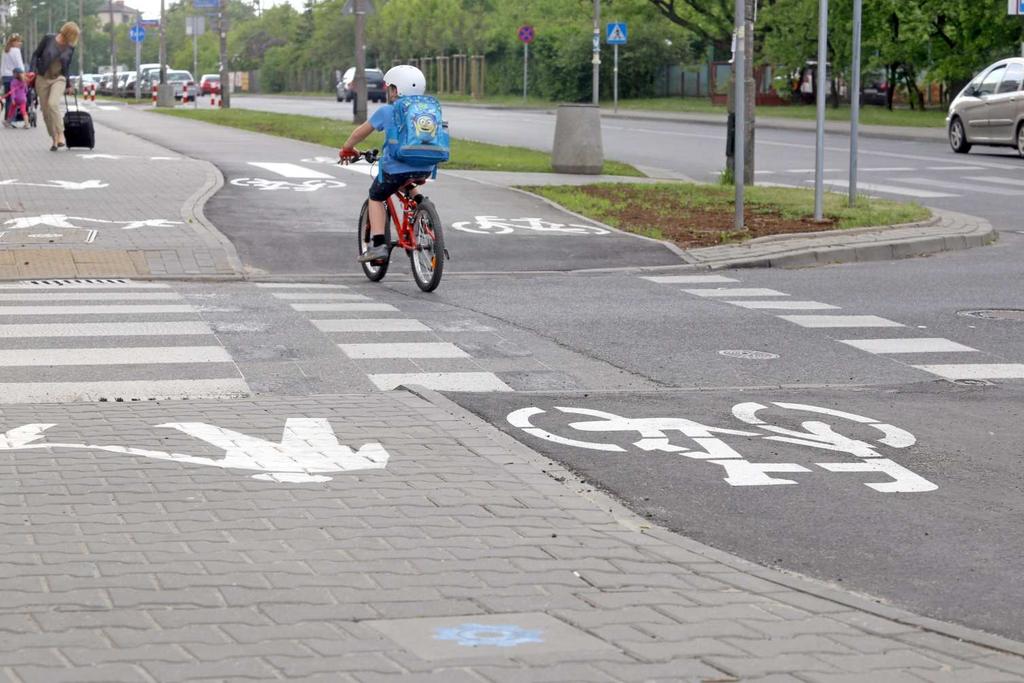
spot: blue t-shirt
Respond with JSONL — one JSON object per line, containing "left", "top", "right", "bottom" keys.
{"left": 370, "top": 103, "right": 435, "bottom": 176}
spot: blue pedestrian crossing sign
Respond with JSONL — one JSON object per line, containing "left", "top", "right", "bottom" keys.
{"left": 606, "top": 22, "right": 627, "bottom": 45}
{"left": 129, "top": 24, "right": 145, "bottom": 43}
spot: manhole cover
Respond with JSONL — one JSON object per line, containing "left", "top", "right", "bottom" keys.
{"left": 958, "top": 309, "right": 1024, "bottom": 322}
{"left": 718, "top": 349, "right": 780, "bottom": 360}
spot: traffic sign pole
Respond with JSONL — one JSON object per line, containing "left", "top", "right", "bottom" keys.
{"left": 613, "top": 45, "right": 618, "bottom": 113}
{"left": 523, "top": 42, "right": 529, "bottom": 102}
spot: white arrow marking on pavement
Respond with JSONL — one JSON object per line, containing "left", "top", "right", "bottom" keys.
{"left": 0, "top": 179, "right": 110, "bottom": 191}
{"left": 5, "top": 215, "right": 84, "bottom": 229}
{"left": 0, "top": 418, "right": 389, "bottom": 483}
{"left": 119, "top": 219, "right": 183, "bottom": 230}
{"left": 249, "top": 162, "right": 334, "bottom": 179}
{"left": 78, "top": 153, "right": 122, "bottom": 159}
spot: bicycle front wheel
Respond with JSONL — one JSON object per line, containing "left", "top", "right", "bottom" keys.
{"left": 408, "top": 199, "right": 445, "bottom": 292}
{"left": 358, "top": 199, "right": 391, "bottom": 282}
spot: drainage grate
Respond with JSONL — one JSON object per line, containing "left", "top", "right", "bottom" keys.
{"left": 958, "top": 309, "right": 1024, "bottom": 322}
{"left": 19, "top": 278, "right": 134, "bottom": 287}
{"left": 718, "top": 349, "right": 780, "bottom": 360}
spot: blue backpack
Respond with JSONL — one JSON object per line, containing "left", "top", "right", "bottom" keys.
{"left": 390, "top": 95, "right": 450, "bottom": 168}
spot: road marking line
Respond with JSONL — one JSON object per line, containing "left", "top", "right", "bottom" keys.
{"left": 858, "top": 167, "right": 916, "bottom": 172}
{"left": 0, "top": 346, "right": 233, "bottom": 366}
{"left": 727, "top": 300, "right": 839, "bottom": 310}
{"left": 840, "top": 338, "right": 978, "bottom": 354}
{"left": 339, "top": 342, "right": 469, "bottom": 359}
{"left": 0, "top": 305, "right": 196, "bottom": 315}
{"left": 369, "top": 372, "right": 513, "bottom": 392}
{"left": 926, "top": 165, "right": 984, "bottom": 171}
{"left": 685, "top": 288, "right": 790, "bottom": 298}
{"left": 0, "top": 379, "right": 249, "bottom": 403}
{"left": 248, "top": 162, "right": 334, "bottom": 179}
{"left": 913, "top": 364, "right": 1024, "bottom": 380}
{"left": 0, "top": 292, "right": 183, "bottom": 301}
{"left": 779, "top": 315, "right": 904, "bottom": 328}
{"left": 271, "top": 292, "right": 370, "bottom": 301}
{"left": 642, "top": 275, "right": 739, "bottom": 284}
{"left": 0, "top": 321, "right": 213, "bottom": 338}
{"left": 963, "top": 176, "right": 1022, "bottom": 188}
{"left": 253, "top": 283, "right": 350, "bottom": 289}
{"left": 786, "top": 168, "right": 842, "bottom": 173}
{"left": 0, "top": 280, "right": 169, "bottom": 289}
{"left": 291, "top": 303, "right": 398, "bottom": 312}
{"left": 313, "top": 319, "right": 430, "bottom": 332}
{"left": 807, "top": 179, "right": 958, "bottom": 199}
{"left": 895, "top": 177, "right": 1008, "bottom": 196}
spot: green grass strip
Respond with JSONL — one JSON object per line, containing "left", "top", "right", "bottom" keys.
{"left": 523, "top": 182, "right": 930, "bottom": 243}
{"left": 150, "top": 108, "right": 642, "bottom": 176}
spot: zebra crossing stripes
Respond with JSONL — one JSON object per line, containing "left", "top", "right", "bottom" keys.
{"left": 778, "top": 315, "right": 904, "bottom": 328}
{"left": 840, "top": 338, "right": 978, "bottom": 354}
{"left": 0, "top": 280, "right": 248, "bottom": 404}
{"left": 264, "top": 283, "right": 514, "bottom": 392}
{"left": 911, "top": 365, "right": 1024, "bottom": 380}
{"left": 726, "top": 300, "right": 840, "bottom": 310}
{"left": 338, "top": 343, "right": 470, "bottom": 359}
{"left": 644, "top": 273, "right": 1024, "bottom": 383}
{"left": 312, "top": 319, "right": 430, "bottom": 333}
{"left": 369, "top": 372, "right": 513, "bottom": 392}
{"left": 684, "top": 288, "right": 789, "bottom": 298}
{"left": 641, "top": 275, "right": 738, "bottom": 284}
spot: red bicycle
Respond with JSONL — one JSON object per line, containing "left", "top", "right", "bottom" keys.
{"left": 343, "top": 149, "right": 446, "bottom": 292}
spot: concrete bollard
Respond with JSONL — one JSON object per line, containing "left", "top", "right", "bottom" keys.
{"left": 551, "top": 104, "right": 604, "bottom": 175}
{"left": 156, "top": 83, "right": 175, "bottom": 108}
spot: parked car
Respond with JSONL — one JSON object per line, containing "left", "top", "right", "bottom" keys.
{"left": 336, "top": 67, "right": 386, "bottom": 103}
{"left": 74, "top": 73, "right": 101, "bottom": 94}
{"left": 860, "top": 71, "right": 889, "bottom": 106}
{"left": 947, "top": 57, "right": 1024, "bottom": 157}
{"left": 199, "top": 74, "right": 220, "bottom": 94}
{"left": 165, "top": 70, "right": 196, "bottom": 99}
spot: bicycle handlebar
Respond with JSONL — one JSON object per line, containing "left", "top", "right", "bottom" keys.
{"left": 339, "top": 149, "right": 379, "bottom": 165}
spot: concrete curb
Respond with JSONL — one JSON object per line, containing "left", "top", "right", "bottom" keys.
{"left": 178, "top": 156, "right": 246, "bottom": 277}
{"left": 400, "top": 383, "right": 1024, "bottom": 660}
{"left": 687, "top": 208, "right": 997, "bottom": 270}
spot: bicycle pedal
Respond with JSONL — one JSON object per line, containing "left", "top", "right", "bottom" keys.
{"left": 443, "top": 248, "right": 451, "bottom": 260}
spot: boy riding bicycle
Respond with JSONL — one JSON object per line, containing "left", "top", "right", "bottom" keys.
{"left": 339, "top": 64, "right": 438, "bottom": 263}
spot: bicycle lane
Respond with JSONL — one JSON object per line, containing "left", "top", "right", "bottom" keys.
{"left": 449, "top": 383, "right": 1024, "bottom": 642}
{"left": 95, "top": 107, "right": 684, "bottom": 278}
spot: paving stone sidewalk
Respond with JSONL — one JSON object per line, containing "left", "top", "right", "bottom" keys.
{"left": 0, "top": 111, "right": 240, "bottom": 279}
{"left": 0, "top": 388, "right": 1022, "bottom": 682}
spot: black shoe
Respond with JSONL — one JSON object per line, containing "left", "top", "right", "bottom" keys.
{"left": 49, "top": 144, "right": 57, "bottom": 151}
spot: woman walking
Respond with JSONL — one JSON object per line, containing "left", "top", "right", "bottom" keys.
{"left": 2, "top": 33, "right": 26, "bottom": 121}
{"left": 30, "top": 22, "right": 80, "bottom": 151}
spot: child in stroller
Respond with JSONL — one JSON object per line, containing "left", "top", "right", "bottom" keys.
{"left": 3, "top": 68, "right": 37, "bottom": 129}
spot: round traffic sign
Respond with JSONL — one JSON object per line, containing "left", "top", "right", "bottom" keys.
{"left": 517, "top": 25, "right": 534, "bottom": 44}
{"left": 129, "top": 24, "right": 145, "bottom": 43}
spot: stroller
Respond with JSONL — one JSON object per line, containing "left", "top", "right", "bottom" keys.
{"left": 3, "top": 72, "right": 38, "bottom": 129}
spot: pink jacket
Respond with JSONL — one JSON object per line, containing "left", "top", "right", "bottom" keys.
{"left": 8, "top": 77, "right": 27, "bottom": 104}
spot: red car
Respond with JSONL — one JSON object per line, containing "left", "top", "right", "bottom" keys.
{"left": 199, "top": 74, "right": 221, "bottom": 95}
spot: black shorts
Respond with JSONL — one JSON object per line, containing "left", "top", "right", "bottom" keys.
{"left": 368, "top": 171, "right": 429, "bottom": 202}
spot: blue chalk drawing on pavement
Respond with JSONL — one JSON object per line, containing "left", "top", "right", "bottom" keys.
{"left": 434, "top": 623, "right": 544, "bottom": 648}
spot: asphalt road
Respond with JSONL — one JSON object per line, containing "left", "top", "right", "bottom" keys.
{"left": 95, "top": 102, "right": 1024, "bottom": 641}
{"left": 231, "top": 95, "right": 1024, "bottom": 234}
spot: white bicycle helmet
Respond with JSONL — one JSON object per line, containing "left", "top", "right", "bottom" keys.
{"left": 383, "top": 65, "right": 426, "bottom": 96}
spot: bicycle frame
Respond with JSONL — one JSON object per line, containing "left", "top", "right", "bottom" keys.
{"left": 384, "top": 183, "right": 424, "bottom": 251}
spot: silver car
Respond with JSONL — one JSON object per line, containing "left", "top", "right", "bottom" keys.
{"left": 947, "top": 57, "right": 1024, "bottom": 157}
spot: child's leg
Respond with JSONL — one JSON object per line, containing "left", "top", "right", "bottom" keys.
{"left": 17, "top": 103, "right": 27, "bottom": 126}
{"left": 368, "top": 200, "right": 387, "bottom": 240}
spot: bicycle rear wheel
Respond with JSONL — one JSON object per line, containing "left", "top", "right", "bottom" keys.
{"left": 358, "top": 199, "right": 391, "bottom": 281}
{"left": 408, "top": 199, "right": 445, "bottom": 292}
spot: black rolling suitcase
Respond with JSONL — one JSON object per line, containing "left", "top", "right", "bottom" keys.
{"left": 63, "top": 92, "right": 94, "bottom": 149}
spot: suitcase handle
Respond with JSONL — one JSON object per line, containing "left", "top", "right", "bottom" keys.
{"left": 63, "top": 88, "right": 79, "bottom": 110}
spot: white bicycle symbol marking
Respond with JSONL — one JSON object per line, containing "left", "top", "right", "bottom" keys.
{"left": 507, "top": 402, "right": 935, "bottom": 493}
{"left": 230, "top": 177, "right": 348, "bottom": 192}
{"left": 451, "top": 216, "right": 610, "bottom": 236}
